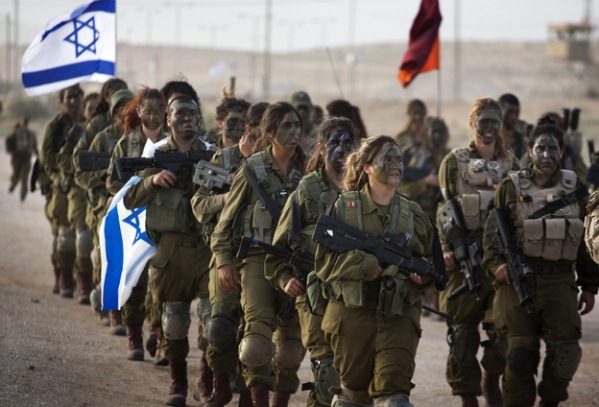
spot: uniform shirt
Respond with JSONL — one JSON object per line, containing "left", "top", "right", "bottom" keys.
{"left": 315, "top": 184, "right": 434, "bottom": 284}
{"left": 210, "top": 145, "right": 304, "bottom": 269}
{"left": 437, "top": 141, "right": 520, "bottom": 252}
{"left": 482, "top": 165, "right": 599, "bottom": 294}
{"left": 41, "top": 113, "right": 78, "bottom": 181}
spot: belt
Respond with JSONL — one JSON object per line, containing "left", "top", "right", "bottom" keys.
{"left": 160, "top": 231, "right": 202, "bottom": 247}
{"left": 530, "top": 263, "right": 572, "bottom": 276}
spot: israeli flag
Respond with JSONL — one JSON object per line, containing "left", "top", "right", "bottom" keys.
{"left": 99, "top": 176, "right": 156, "bottom": 310}
{"left": 21, "top": 0, "right": 116, "bottom": 96}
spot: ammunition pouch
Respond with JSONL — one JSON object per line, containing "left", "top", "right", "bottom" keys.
{"left": 306, "top": 271, "right": 328, "bottom": 316}
{"left": 146, "top": 188, "right": 194, "bottom": 233}
{"left": 377, "top": 274, "right": 408, "bottom": 317}
{"left": 459, "top": 190, "right": 494, "bottom": 231}
{"left": 523, "top": 218, "right": 583, "bottom": 261}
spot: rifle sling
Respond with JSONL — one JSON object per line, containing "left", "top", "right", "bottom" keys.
{"left": 243, "top": 164, "right": 281, "bottom": 223}
{"left": 529, "top": 187, "right": 588, "bottom": 219}
{"left": 431, "top": 223, "right": 448, "bottom": 290}
{"left": 288, "top": 193, "right": 303, "bottom": 251}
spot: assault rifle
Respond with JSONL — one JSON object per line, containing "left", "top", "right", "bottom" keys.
{"left": 192, "top": 160, "right": 235, "bottom": 192}
{"left": 236, "top": 236, "right": 314, "bottom": 276}
{"left": 311, "top": 214, "right": 448, "bottom": 290}
{"left": 563, "top": 107, "right": 580, "bottom": 132}
{"left": 486, "top": 208, "right": 534, "bottom": 314}
{"left": 114, "top": 149, "right": 215, "bottom": 181}
{"left": 437, "top": 198, "right": 483, "bottom": 301}
{"left": 402, "top": 149, "right": 435, "bottom": 182}
{"left": 78, "top": 150, "right": 111, "bottom": 171}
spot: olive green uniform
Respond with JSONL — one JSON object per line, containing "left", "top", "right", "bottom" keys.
{"left": 191, "top": 142, "right": 244, "bottom": 372}
{"left": 314, "top": 184, "right": 434, "bottom": 402}
{"left": 265, "top": 170, "right": 340, "bottom": 407}
{"left": 585, "top": 190, "right": 599, "bottom": 265}
{"left": 107, "top": 128, "right": 168, "bottom": 330}
{"left": 437, "top": 142, "right": 520, "bottom": 396}
{"left": 41, "top": 113, "right": 84, "bottom": 293}
{"left": 7, "top": 126, "right": 37, "bottom": 201}
{"left": 211, "top": 146, "right": 304, "bottom": 393}
{"left": 123, "top": 135, "right": 211, "bottom": 361}
{"left": 482, "top": 167, "right": 599, "bottom": 406}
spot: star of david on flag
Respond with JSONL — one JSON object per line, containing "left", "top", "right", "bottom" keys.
{"left": 99, "top": 176, "right": 157, "bottom": 311}
{"left": 21, "top": 0, "right": 116, "bottom": 96}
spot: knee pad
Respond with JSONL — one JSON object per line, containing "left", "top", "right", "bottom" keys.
{"left": 206, "top": 317, "right": 237, "bottom": 351}
{"left": 273, "top": 338, "right": 305, "bottom": 369}
{"left": 162, "top": 302, "right": 191, "bottom": 341}
{"left": 196, "top": 297, "right": 211, "bottom": 328}
{"left": 239, "top": 334, "right": 274, "bottom": 368}
{"left": 508, "top": 347, "right": 540, "bottom": 377}
{"left": 90, "top": 247, "right": 99, "bottom": 269}
{"left": 373, "top": 394, "right": 413, "bottom": 407}
{"left": 548, "top": 340, "right": 581, "bottom": 381}
{"left": 90, "top": 287, "right": 102, "bottom": 313}
{"left": 313, "top": 358, "right": 340, "bottom": 406}
{"left": 448, "top": 325, "right": 480, "bottom": 365}
{"left": 332, "top": 387, "right": 372, "bottom": 407}
{"left": 57, "top": 226, "right": 76, "bottom": 253}
{"left": 75, "top": 228, "right": 93, "bottom": 257}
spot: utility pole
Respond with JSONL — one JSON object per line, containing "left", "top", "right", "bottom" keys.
{"left": 262, "top": 0, "right": 272, "bottom": 100}
{"left": 13, "top": 0, "right": 19, "bottom": 95}
{"left": 453, "top": 0, "right": 461, "bottom": 102}
{"left": 347, "top": 0, "right": 356, "bottom": 99}
{"left": 6, "top": 13, "right": 12, "bottom": 94}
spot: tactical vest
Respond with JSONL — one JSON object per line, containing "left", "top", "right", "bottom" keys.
{"left": 243, "top": 152, "right": 302, "bottom": 244}
{"left": 510, "top": 169, "right": 583, "bottom": 261}
{"left": 126, "top": 128, "right": 145, "bottom": 158}
{"left": 453, "top": 148, "right": 512, "bottom": 231}
{"left": 584, "top": 190, "right": 599, "bottom": 265}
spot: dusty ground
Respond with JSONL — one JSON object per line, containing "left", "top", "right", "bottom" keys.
{"left": 1, "top": 118, "right": 599, "bottom": 406}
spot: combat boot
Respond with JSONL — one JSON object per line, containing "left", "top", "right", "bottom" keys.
{"left": 76, "top": 271, "right": 93, "bottom": 305}
{"left": 250, "top": 383, "right": 269, "bottom": 407}
{"left": 238, "top": 388, "right": 252, "bottom": 407}
{"left": 154, "top": 326, "right": 169, "bottom": 366}
{"left": 206, "top": 372, "right": 233, "bottom": 407}
{"left": 272, "top": 391, "right": 290, "bottom": 407}
{"left": 59, "top": 268, "right": 74, "bottom": 298}
{"left": 460, "top": 394, "right": 479, "bottom": 407}
{"left": 146, "top": 326, "right": 158, "bottom": 357}
{"left": 193, "top": 353, "right": 214, "bottom": 403}
{"left": 109, "top": 310, "right": 126, "bottom": 336}
{"left": 167, "top": 357, "right": 188, "bottom": 407}
{"left": 539, "top": 401, "right": 559, "bottom": 407}
{"left": 126, "top": 323, "right": 144, "bottom": 361}
{"left": 481, "top": 371, "right": 502, "bottom": 407}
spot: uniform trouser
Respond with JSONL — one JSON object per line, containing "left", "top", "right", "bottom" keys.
{"left": 206, "top": 260, "right": 242, "bottom": 373}
{"left": 240, "top": 258, "right": 304, "bottom": 393}
{"left": 439, "top": 266, "right": 506, "bottom": 396}
{"left": 297, "top": 295, "right": 338, "bottom": 407}
{"left": 494, "top": 273, "right": 582, "bottom": 406}
{"left": 9, "top": 154, "right": 31, "bottom": 200}
{"left": 50, "top": 186, "right": 76, "bottom": 273}
{"left": 122, "top": 264, "right": 149, "bottom": 326}
{"left": 146, "top": 266, "right": 162, "bottom": 328}
{"left": 68, "top": 187, "right": 92, "bottom": 282}
{"left": 321, "top": 299, "right": 421, "bottom": 398}
{"left": 151, "top": 233, "right": 211, "bottom": 361}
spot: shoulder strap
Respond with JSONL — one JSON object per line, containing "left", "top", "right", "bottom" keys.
{"left": 243, "top": 164, "right": 281, "bottom": 223}
{"left": 529, "top": 186, "right": 588, "bottom": 219}
{"left": 337, "top": 191, "right": 362, "bottom": 230}
{"left": 395, "top": 195, "right": 414, "bottom": 235}
{"left": 288, "top": 192, "right": 303, "bottom": 250}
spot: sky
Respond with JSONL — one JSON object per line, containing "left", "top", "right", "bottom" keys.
{"left": 3, "top": 0, "right": 597, "bottom": 53}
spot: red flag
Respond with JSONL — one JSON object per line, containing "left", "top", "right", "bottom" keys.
{"left": 397, "top": 0, "right": 442, "bottom": 88}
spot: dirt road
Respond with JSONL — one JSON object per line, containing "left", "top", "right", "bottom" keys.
{"left": 1, "top": 147, "right": 598, "bottom": 407}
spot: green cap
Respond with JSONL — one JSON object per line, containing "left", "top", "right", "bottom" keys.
{"left": 290, "top": 91, "right": 312, "bottom": 109}
{"left": 109, "top": 89, "right": 134, "bottom": 117}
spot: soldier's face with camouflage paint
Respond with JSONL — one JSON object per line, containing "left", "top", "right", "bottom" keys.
{"left": 324, "top": 128, "right": 355, "bottom": 173}
{"left": 167, "top": 99, "right": 200, "bottom": 140}
{"left": 62, "top": 89, "right": 83, "bottom": 118}
{"left": 501, "top": 103, "right": 519, "bottom": 131}
{"left": 272, "top": 111, "right": 301, "bottom": 150}
{"left": 473, "top": 110, "right": 501, "bottom": 145}
{"left": 138, "top": 98, "right": 165, "bottom": 131}
{"left": 530, "top": 134, "right": 562, "bottom": 175}
{"left": 222, "top": 111, "right": 246, "bottom": 142}
{"left": 368, "top": 142, "right": 403, "bottom": 186}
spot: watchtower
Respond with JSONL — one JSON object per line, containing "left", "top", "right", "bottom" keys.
{"left": 545, "top": 23, "right": 592, "bottom": 62}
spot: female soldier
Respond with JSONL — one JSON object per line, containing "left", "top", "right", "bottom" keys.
{"left": 482, "top": 118, "right": 598, "bottom": 407}
{"left": 210, "top": 102, "right": 306, "bottom": 407}
{"left": 265, "top": 117, "right": 356, "bottom": 407}
{"left": 314, "top": 135, "right": 436, "bottom": 407}
{"left": 105, "top": 87, "right": 168, "bottom": 363}
{"left": 395, "top": 99, "right": 427, "bottom": 150}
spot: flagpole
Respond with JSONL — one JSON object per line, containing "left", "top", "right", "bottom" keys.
{"left": 436, "top": 60, "right": 441, "bottom": 117}
{"left": 114, "top": 0, "right": 118, "bottom": 77}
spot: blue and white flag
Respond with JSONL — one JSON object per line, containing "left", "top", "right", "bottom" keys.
{"left": 99, "top": 176, "right": 156, "bottom": 310}
{"left": 21, "top": 0, "right": 116, "bottom": 96}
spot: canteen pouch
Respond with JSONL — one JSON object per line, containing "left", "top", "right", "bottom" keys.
{"left": 522, "top": 219, "right": 544, "bottom": 258}
{"left": 460, "top": 194, "right": 481, "bottom": 231}
{"left": 306, "top": 271, "right": 328, "bottom": 316}
{"left": 543, "top": 218, "right": 566, "bottom": 261}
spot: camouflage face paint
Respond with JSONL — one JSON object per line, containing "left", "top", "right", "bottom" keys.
{"left": 222, "top": 111, "right": 246, "bottom": 142}
{"left": 138, "top": 98, "right": 165, "bottom": 131}
{"left": 370, "top": 142, "right": 403, "bottom": 186}
{"left": 168, "top": 99, "right": 200, "bottom": 140}
{"left": 531, "top": 134, "right": 561, "bottom": 174}
{"left": 474, "top": 111, "right": 501, "bottom": 145}
{"left": 273, "top": 112, "right": 301, "bottom": 150}
{"left": 325, "top": 128, "right": 355, "bottom": 173}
